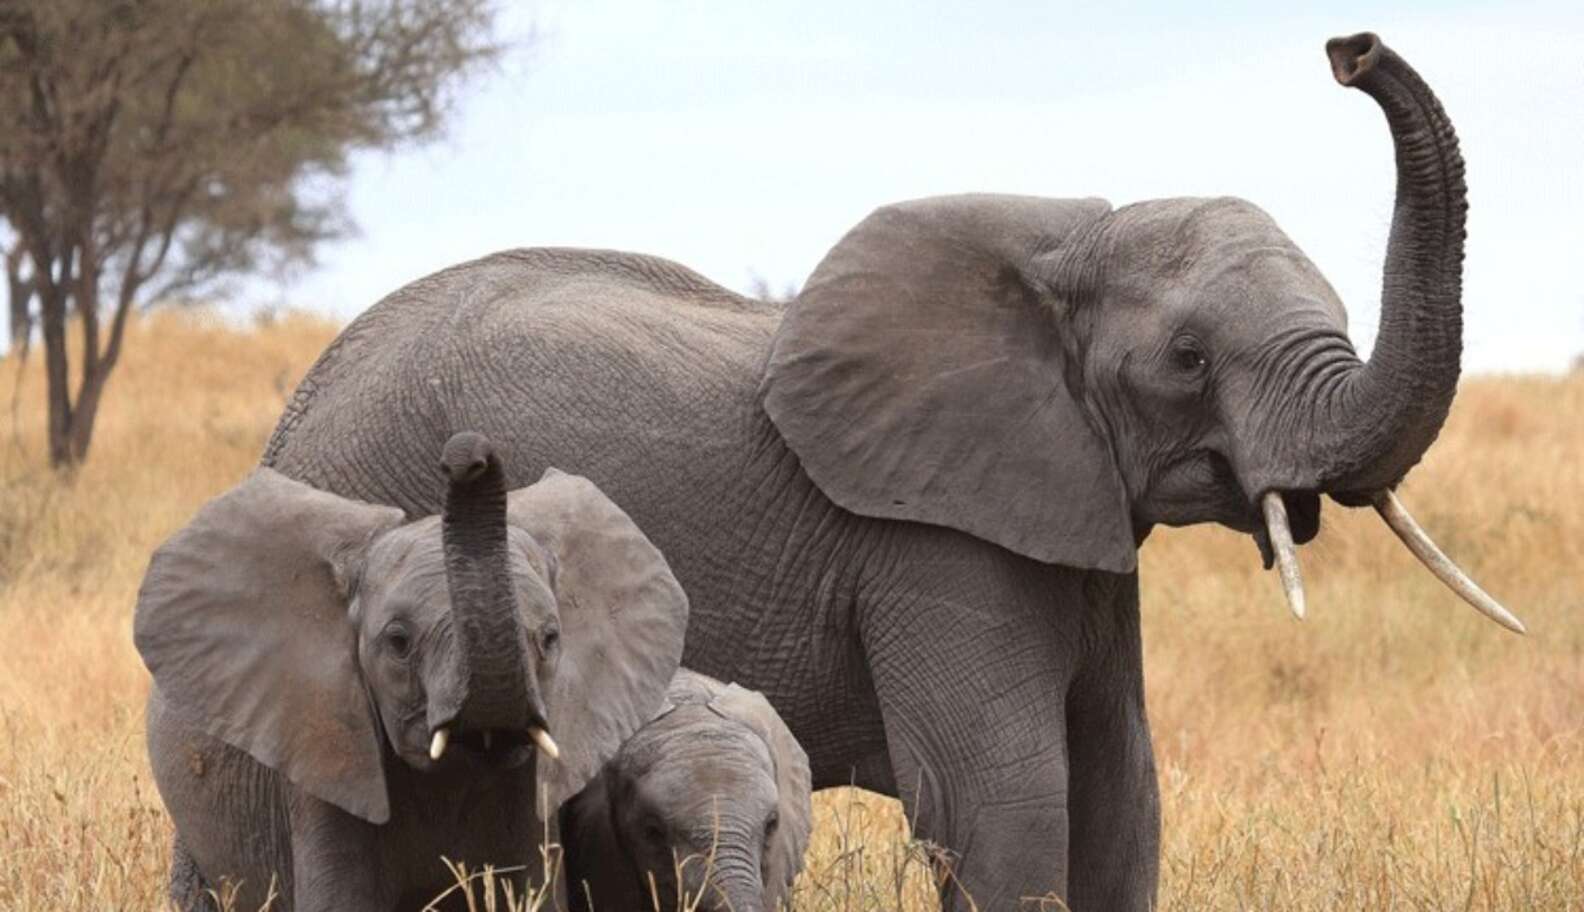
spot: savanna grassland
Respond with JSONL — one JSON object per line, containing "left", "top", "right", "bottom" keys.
{"left": 1, "top": 312, "right": 1580, "bottom": 910}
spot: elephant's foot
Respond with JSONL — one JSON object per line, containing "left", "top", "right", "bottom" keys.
{"left": 887, "top": 737, "right": 1073, "bottom": 909}
{"left": 932, "top": 797, "right": 1072, "bottom": 910}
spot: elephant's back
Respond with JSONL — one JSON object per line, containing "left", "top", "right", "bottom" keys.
{"left": 263, "top": 247, "right": 781, "bottom": 519}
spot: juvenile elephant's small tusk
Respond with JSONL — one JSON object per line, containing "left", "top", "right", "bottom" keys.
{"left": 429, "top": 728, "right": 449, "bottom": 761}
{"left": 1262, "top": 492, "right": 1307, "bottom": 620}
{"left": 529, "top": 726, "right": 560, "bottom": 761}
{"left": 1370, "top": 489, "right": 1527, "bottom": 635}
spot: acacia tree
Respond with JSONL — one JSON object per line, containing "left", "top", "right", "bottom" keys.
{"left": 0, "top": 0, "right": 499, "bottom": 466}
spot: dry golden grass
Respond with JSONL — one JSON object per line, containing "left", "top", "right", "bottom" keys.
{"left": 0, "top": 311, "right": 1580, "bottom": 910}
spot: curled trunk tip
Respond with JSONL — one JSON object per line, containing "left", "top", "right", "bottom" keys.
{"left": 442, "top": 430, "right": 500, "bottom": 486}
{"left": 1325, "top": 32, "right": 1382, "bottom": 86}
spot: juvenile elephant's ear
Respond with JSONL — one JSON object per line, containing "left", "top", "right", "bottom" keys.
{"left": 709, "top": 683, "right": 813, "bottom": 900}
{"left": 134, "top": 469, "right": 405, "bottom": 823}
{"left": 763, "top": 193, "right": 1136, "bottom": 572}
{"left": 506, "top": 469, "right": 688, "bottom": 809}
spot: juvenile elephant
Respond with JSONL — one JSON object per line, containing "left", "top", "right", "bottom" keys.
{"left": 561, "top": 669, "right": 813, "bottom": 912}
{"left": 257, "top": 34, "right": 1520, "bottom": 909}
{"left": 137, "top": 433, "right": 689, "bottom": 911}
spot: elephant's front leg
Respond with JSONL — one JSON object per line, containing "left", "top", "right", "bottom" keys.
{"left": 1064, "top": 576, "right": 1160, "bottom": 911}
{"left": 288, "top": 794, "right": 393, "bottom": 912}
{"left": 863, "top": 549, "right": 1085, "bottom": 910}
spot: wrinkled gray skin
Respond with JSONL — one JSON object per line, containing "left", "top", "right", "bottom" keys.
{"left": 138, "top": 437, "right": 688, "bottom": 912}
{"left": 561, "top": 669, "right": 813, "bottom": 912}
{"left": 260, "top": 36, "right": 1467, "bottom": 909}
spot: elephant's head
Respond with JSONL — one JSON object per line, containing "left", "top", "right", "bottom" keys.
{"left": 561, "top": 671, "right": 812, "bottom": 912}
{"left": 134, "top": 432, "right": 688, "bottom": 824}
{"left": 763, "top": 33, "right": 1521, "bottom": 631}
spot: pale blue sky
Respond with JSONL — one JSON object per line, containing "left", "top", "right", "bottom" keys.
{"left": 271, "top": 1, "right": 1584, "bottom": 372}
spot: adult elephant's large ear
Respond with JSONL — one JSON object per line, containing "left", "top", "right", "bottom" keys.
{"left": 134, "top": 469, "right": 405, "bottom": 823}
{"left": 708, "top": 682, "right": 813, "bottom": 901}
{"left": 763, "top": 194, "right": 1136, "bottom": 572}
{"left": 506, "top": 469, "right": 689, "bottom": 810}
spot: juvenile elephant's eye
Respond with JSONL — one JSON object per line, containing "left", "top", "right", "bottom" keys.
{"left": 642, "top": 817, "right": 667, "bottom": 845}
{"left": 1171, "top": 340, "right": 1208, "bottom": 374}
{"left": 540, "top": 625, "right": 560, "bottom": 654}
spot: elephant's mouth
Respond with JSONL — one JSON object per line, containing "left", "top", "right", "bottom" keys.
{"left": 1170, "top": 451, "right": 1320, "bottom": 548}
{"left": 426, "top": 722, "right": 559, "bottom": 772}
{"left": 451, "top": 727, "right": 535, "bottom": 770}
{"left": 1251, "top": 490, "right": 1320, "bottom": 567}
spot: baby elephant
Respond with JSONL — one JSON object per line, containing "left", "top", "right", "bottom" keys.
{"left": 560, "top": 669, "right": 812, "bottom": 912}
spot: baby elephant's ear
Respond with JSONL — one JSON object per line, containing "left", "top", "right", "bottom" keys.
{"left": 710, "top": 684, "right": 813, "bottom": 900}
{"left": 133, "top": 469, "right": 405, "bottom": 824}
{"left": 506, "top": 468, "right": 689, "bottom": 810}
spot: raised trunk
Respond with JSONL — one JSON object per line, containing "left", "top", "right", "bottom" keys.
{"left": 1306, "top": 33, "right": 1467, "bottom": 498}
{"left": 439, "top": 431, "right": 533, "bottom": 731}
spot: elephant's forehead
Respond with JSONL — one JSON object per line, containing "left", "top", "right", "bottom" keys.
{"left": 366, "top": 519, "right": 444, "bottom": 571}
{"left": 630, "top": 712, "right": 775, "bottom": 790}
{"left": 1102, "top": 199, "right": 1347, "bottom": 327}
{"left": 1110, "top": 196, "right": 1288, "bottom": 261}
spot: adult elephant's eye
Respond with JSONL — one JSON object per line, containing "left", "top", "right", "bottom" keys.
{"left": 764, "top": 811, "right": 779, "bottom": 843}
{"left": 385, "top": 624, "right": 413, "bottom": 659}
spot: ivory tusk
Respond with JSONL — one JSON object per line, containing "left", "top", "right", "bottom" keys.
{"left": 1261, "top": 492, "right": 1307, "bottom": 620}
{"left": 429, "top": 728, "right": 450, "bottom": 761}
{"left": 529, "top": 726, "right": 560, "bottom": 761}
{"left": 1370, "top": 489, "right": 1527, "bottom": 635}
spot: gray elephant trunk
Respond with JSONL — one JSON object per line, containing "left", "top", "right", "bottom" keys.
{"left": 1304, "top": 33, "right": 1467, "bottom": 499}
{"left": 686, "top": 853, "right": 763, "bottom": 912}
{"left": 439, "top": 431, "right": 534, "bottom": 733}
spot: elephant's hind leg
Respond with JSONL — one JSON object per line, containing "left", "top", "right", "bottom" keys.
{"left": 168, "top": 834, "right": 219, "bottom": 912}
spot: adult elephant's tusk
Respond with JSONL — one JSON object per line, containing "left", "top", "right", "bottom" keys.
{"left": 1262, "top": 492, "right": 1307, "bottom": 620}
{"left": 430, "top": 727, "right": 450, "bottom": 761}
{"left": 1370, "top": 490, "right": 1527, "bottom": 635}
{"left": 529, "top": 726, "right": 560, "bottom": 761}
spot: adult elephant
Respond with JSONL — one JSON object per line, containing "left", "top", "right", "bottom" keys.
{"left": 262, "top": 34, "right": 1519, "bottom": 909}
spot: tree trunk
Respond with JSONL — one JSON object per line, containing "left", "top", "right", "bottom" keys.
{"left": 6, "top": 258, "right": 32, "bottom": 358}
{"left": 38, "top": 284, "right": 74, "bottom": 469}
{"left": 67, "top": 363, "right": 111, "bottom": 462}
{"left": 6, "top": 289, "right": 29, "bottom": 356}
